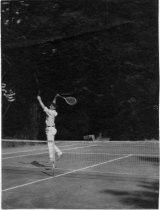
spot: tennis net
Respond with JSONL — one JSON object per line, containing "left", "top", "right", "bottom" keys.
{"left": 2, "top": 139, "right": 159, "bottom": 179}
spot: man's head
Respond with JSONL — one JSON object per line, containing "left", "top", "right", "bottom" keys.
{"left": 49, "top": 103, "right": 57, "bottom": 110}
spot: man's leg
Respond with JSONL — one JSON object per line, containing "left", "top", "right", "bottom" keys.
{"left": 46, "top": 129, "right": 55, "bottom": 168}
{"left": 55, "top": 144, "right": 63, "bottom": 159}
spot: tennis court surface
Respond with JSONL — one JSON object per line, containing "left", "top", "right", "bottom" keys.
{"left": 2, "top": 140, "right": 159, "bottom": 209}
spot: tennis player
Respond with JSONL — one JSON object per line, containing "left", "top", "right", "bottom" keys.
{"left": 37, "top": 94, "right": 62, "bottom": 169}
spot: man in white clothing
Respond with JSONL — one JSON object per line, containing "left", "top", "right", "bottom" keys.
{"left": 37, "top": 94, "right": 62, "bottom": 169}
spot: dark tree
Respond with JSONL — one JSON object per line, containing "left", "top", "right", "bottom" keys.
{"left": 2, "top": 0, "right": 158, "bottom": 140}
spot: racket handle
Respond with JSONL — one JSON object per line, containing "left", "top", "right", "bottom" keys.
{"left": 56, "top": 94, "right": 63, "bottom": 99}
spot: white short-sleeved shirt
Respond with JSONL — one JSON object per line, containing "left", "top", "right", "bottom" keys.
{"left": 43, "top": 106, "right": 58, "bottom": 127}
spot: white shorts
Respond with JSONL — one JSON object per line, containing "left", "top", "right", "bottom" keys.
{"left": 45, "top": 127, "right": 57, "bottom": 136}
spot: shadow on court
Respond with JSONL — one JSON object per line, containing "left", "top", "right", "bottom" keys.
{"left": 100, "top": 180, "right": 159, "bottom": 209}
{"left": 137, "top": 156, "right": 159, "bottom": 166}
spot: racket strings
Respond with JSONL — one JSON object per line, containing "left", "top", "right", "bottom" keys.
{"left": 64, "top": 97, "right": 77, "bottom": 105}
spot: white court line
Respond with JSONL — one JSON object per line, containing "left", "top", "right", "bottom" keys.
{"left": 3, "top": 142, "right": 158, "bottom": 155}
{"left": 2, "top": 154, "right": 132, "bottom": 192}
{"left": 63, "top": 152, "right": 159, "bottom": 157}
{"left": 3, "top": 148, "right": 48, "bottom": 155}
{"left": 2, "top": 151, "right": 49, "bottom": 160}
{"left": 2, "top": 144, "right": 98, "bottom": 160}
{"left": 2, "top": 143, "right": 84, "bottom": 155}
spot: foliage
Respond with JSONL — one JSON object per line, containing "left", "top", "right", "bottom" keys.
{"left": 2, "top": 0, "right": 158, "bottom": 140}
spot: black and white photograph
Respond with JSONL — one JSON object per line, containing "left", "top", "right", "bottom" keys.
{"left": 1, "top": 0, "right": 159, "bottom": 209}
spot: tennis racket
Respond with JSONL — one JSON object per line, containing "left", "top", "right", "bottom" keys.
{"left": 56, "top": 94, "right": 77, "bottom": 105}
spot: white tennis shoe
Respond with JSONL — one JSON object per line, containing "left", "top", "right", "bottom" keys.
{"left": 45, "top": 161, "right": 55, "bottom": 169}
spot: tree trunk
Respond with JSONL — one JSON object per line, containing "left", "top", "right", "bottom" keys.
{"left": 29, "top": 102, "right": 39, "bottom": 140}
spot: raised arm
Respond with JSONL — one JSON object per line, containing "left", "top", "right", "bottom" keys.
{"left": 52, "top": 93, "right": 60, "bottom": 104}
{"left": 37, "top": 95, "right": 46, "bottom": 109}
